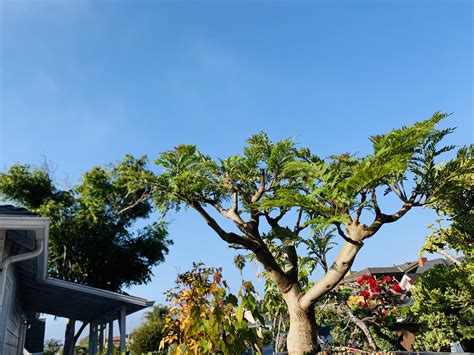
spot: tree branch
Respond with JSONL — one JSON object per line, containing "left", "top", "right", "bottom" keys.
{"left": 117, "top": 190, "right": 149, "bottom": 214}
{"left": 251, "top": 169, "right": 266, "bottom": 203}
{"left": 299, "top": 223, "right": 365, "bottom": 310}
{"left": 339, "top": 302, "right": 377, "bottom": 350}
{"left": 265, "top": 212, "right": 299, "bottom": 282}
{"left": 436, "top": 247, "right": 461, "bottom": 264}
{"left": 365, "top": 191, "right": 418, "bottom": 237}
{"left": 191, "top": 201, "right": 293, "bottom": 293}
{"left": 370, "top": 188, "right": 381, "bottom": 217}
{"left": 190, "top": 201, "right": 256, "bottom": 250}
{"left": 354, "top": 191, "right": 367, "bottom": 224}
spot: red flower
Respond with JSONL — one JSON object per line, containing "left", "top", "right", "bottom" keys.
{"left": 384, "top": 276, "right": 392, "bottom": 282}
{"left": 357, "top": 277, "right": 363, "bottom": 285}
{"left": 391, "top": 283, "right": 402, "bottom": 293}
{"left": 361, "top": 290, "right": 370, "bottom": 298}
{"left": 382, "top": 310, "right": 388, "bottom": 317}
{"left": 357, "top": 301, "right": 364, "bottom": 306}
{"left": 368, "top": 277, "right": 377, "bottom": 288}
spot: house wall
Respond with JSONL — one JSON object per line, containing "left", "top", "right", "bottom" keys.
{"left": 0, "top": 231, "right": 27, "bottom": 355}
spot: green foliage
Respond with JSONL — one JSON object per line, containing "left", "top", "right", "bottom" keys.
{"left": 44, "top": 338, "right": 63, "bottom": 355}
{"left": 0, "top": 156, "right": 171, "bottom": 291}
{"left": 411, "top": 260, "right": 474, "bottom": 351}
{"left": 421, "top": 145, "right": 474, "bottom": 257}
{"left": 264, "top": 113, "right": 453, "bottom": 221}
{"left": 118, "top": 113, "right": 464, "bottom": 352}
{"left": 129, "top": 305, "right": 168, "bottom": 354}
{"left": 160, "top": 262, "right": 263, "bottom": 354}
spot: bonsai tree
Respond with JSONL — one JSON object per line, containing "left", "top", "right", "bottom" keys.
{"left": 122, "top": 112, "right": 462, "bottom": 353}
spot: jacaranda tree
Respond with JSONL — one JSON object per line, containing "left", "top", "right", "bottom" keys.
{"left": 121, "top": 113, "right": 464, "bottom": 354}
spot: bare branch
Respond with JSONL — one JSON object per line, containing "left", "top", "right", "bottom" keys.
{"left": 264, "top": 210, "right": 299, "bottom": 282}
{"left": 251, "top": 169, "right": 266, "bottom": 203}
{"left": 436, "top": 248, "right": 461, "bottom": 264}
{"left": 354, "top": 191, "right": 367, "bottom": 224}
{"left": 370, "top": 188, "right": 381, "bottom": 217}
{"left": 294, "top": 208, "right": 303, "bottom": 232}
{"left": 117, "top": 190, "right": 149, "bottom": 214}
{"left": 339, "top": 301, "right": 377, "bottom": 350}
{"left": 190, "top": 201, "right": 255, "bottom": 250}
{"left": 299, "top": 231, "right": 364, "bottom": 310}
{"left": 191, "top": 200, "right": 293, "bottom": 293}
{"left": 365, "top": 191, "right": 418, "bottom": 237}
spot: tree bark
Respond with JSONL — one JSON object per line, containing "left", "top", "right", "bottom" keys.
{"left": 340, "top": 302, "right": 377, "bottom": 350}
{"left": 436, "top": 247, "right": 461, "bottom": 264}
{"left": 283, "top": 285, "right": 319, "bottom": 354}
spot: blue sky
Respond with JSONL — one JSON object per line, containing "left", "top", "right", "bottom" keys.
{"left": 1, "top": 0, "right": 472, "bottom": 342}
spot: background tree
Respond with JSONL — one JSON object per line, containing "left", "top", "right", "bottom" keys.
{"left": 411, "top": 261, "right": 473, "bottom": 351}
{"left": 0, "top": 156, "right": 172, "bottom": 354}
{"left": 159, "top": 262, "right": 263, "bottom": 354}
{"left": 412, "top": 144, "right": 473, "bottom": 351}
{"left": 123, "top": 113, "right": 460, "bottom": 354}
{"left": 129, "top": 305, "right": 168, "bottom": 354}
{"left": 420, "top": 145, "right": 473, "bottom": 261}
{"left": 43, "top": 338, "right": 62, "bottom": 355}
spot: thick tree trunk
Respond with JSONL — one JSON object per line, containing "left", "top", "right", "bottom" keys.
{"left": 283, "top": 285, "right": 319, "bottom": 354}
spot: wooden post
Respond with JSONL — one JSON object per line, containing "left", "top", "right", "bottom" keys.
{"left": 89, "top": 321, "right": 98, "bottom": 355}
{"left": 98, "top": 323, "right": 104, "bottom": 353}
{"left": 119, "top": 305, "right": 126, "bottom": 352}
{"left": 63, "top": 319, "right": 75, "bottom": 355}
{"left": 107, "top": 317, "right": 114, "bottom": 355}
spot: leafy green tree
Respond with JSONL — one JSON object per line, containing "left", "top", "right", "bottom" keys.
{"left": 411, "top": 261, "right": 474, "bottom": 351}
{"left": 129, "top": 305, "right": 168, "bottom": 354}
{"left": 159, "top": 262, "right": 263, "bottom": 354}
{"left": 43, "top": 338, "right": 62, "bottom": 355}
{"left": 412, "top": 145, "right": 473, "bottom": 351}
{"left": 421, "top": 145, "right": 473, "bottom": 260}
{"left": 0, "top": 156, "right": 172, "bottom": 355}
{"left": 121, "top": 113, "right": 461, "bottom": 354}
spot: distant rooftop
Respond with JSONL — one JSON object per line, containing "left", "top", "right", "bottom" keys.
{"left": 343, "top": 258, "right": 459, "bottom": 283}
{"left": 0, "top": 205, "right": 38, "bottom": 216}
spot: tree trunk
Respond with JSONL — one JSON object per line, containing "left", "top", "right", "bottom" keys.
{"left": 283, "top": 285, "right": 319, "bottom": 354}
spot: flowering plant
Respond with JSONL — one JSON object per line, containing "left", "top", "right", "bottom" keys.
{"left": 347, "top": 274, "right": 410, "bottom": 323}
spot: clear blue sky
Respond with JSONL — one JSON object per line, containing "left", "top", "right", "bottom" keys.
{"left": 1, "top": 0, "right": 472, "bottom": 342}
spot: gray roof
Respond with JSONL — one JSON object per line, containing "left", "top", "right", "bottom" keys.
{"left": 343, "top": 261, "right": 419, "bottom": 283}
{"left": 343, "top": 257, "right": 462, "bottom": 283}
{"left": 0, "top": 205, "right": 38, "bottom": 216}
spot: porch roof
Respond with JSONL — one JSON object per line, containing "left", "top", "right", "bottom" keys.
{"left": 1, "top": 207, "right": 153, "bottom": 324}
{"left": 21, "top": 276, "right": 153, "bottom": 323}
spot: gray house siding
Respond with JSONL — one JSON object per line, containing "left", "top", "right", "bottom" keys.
{"left": 0, "top": 264, "right": 26, "bottom": 355}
